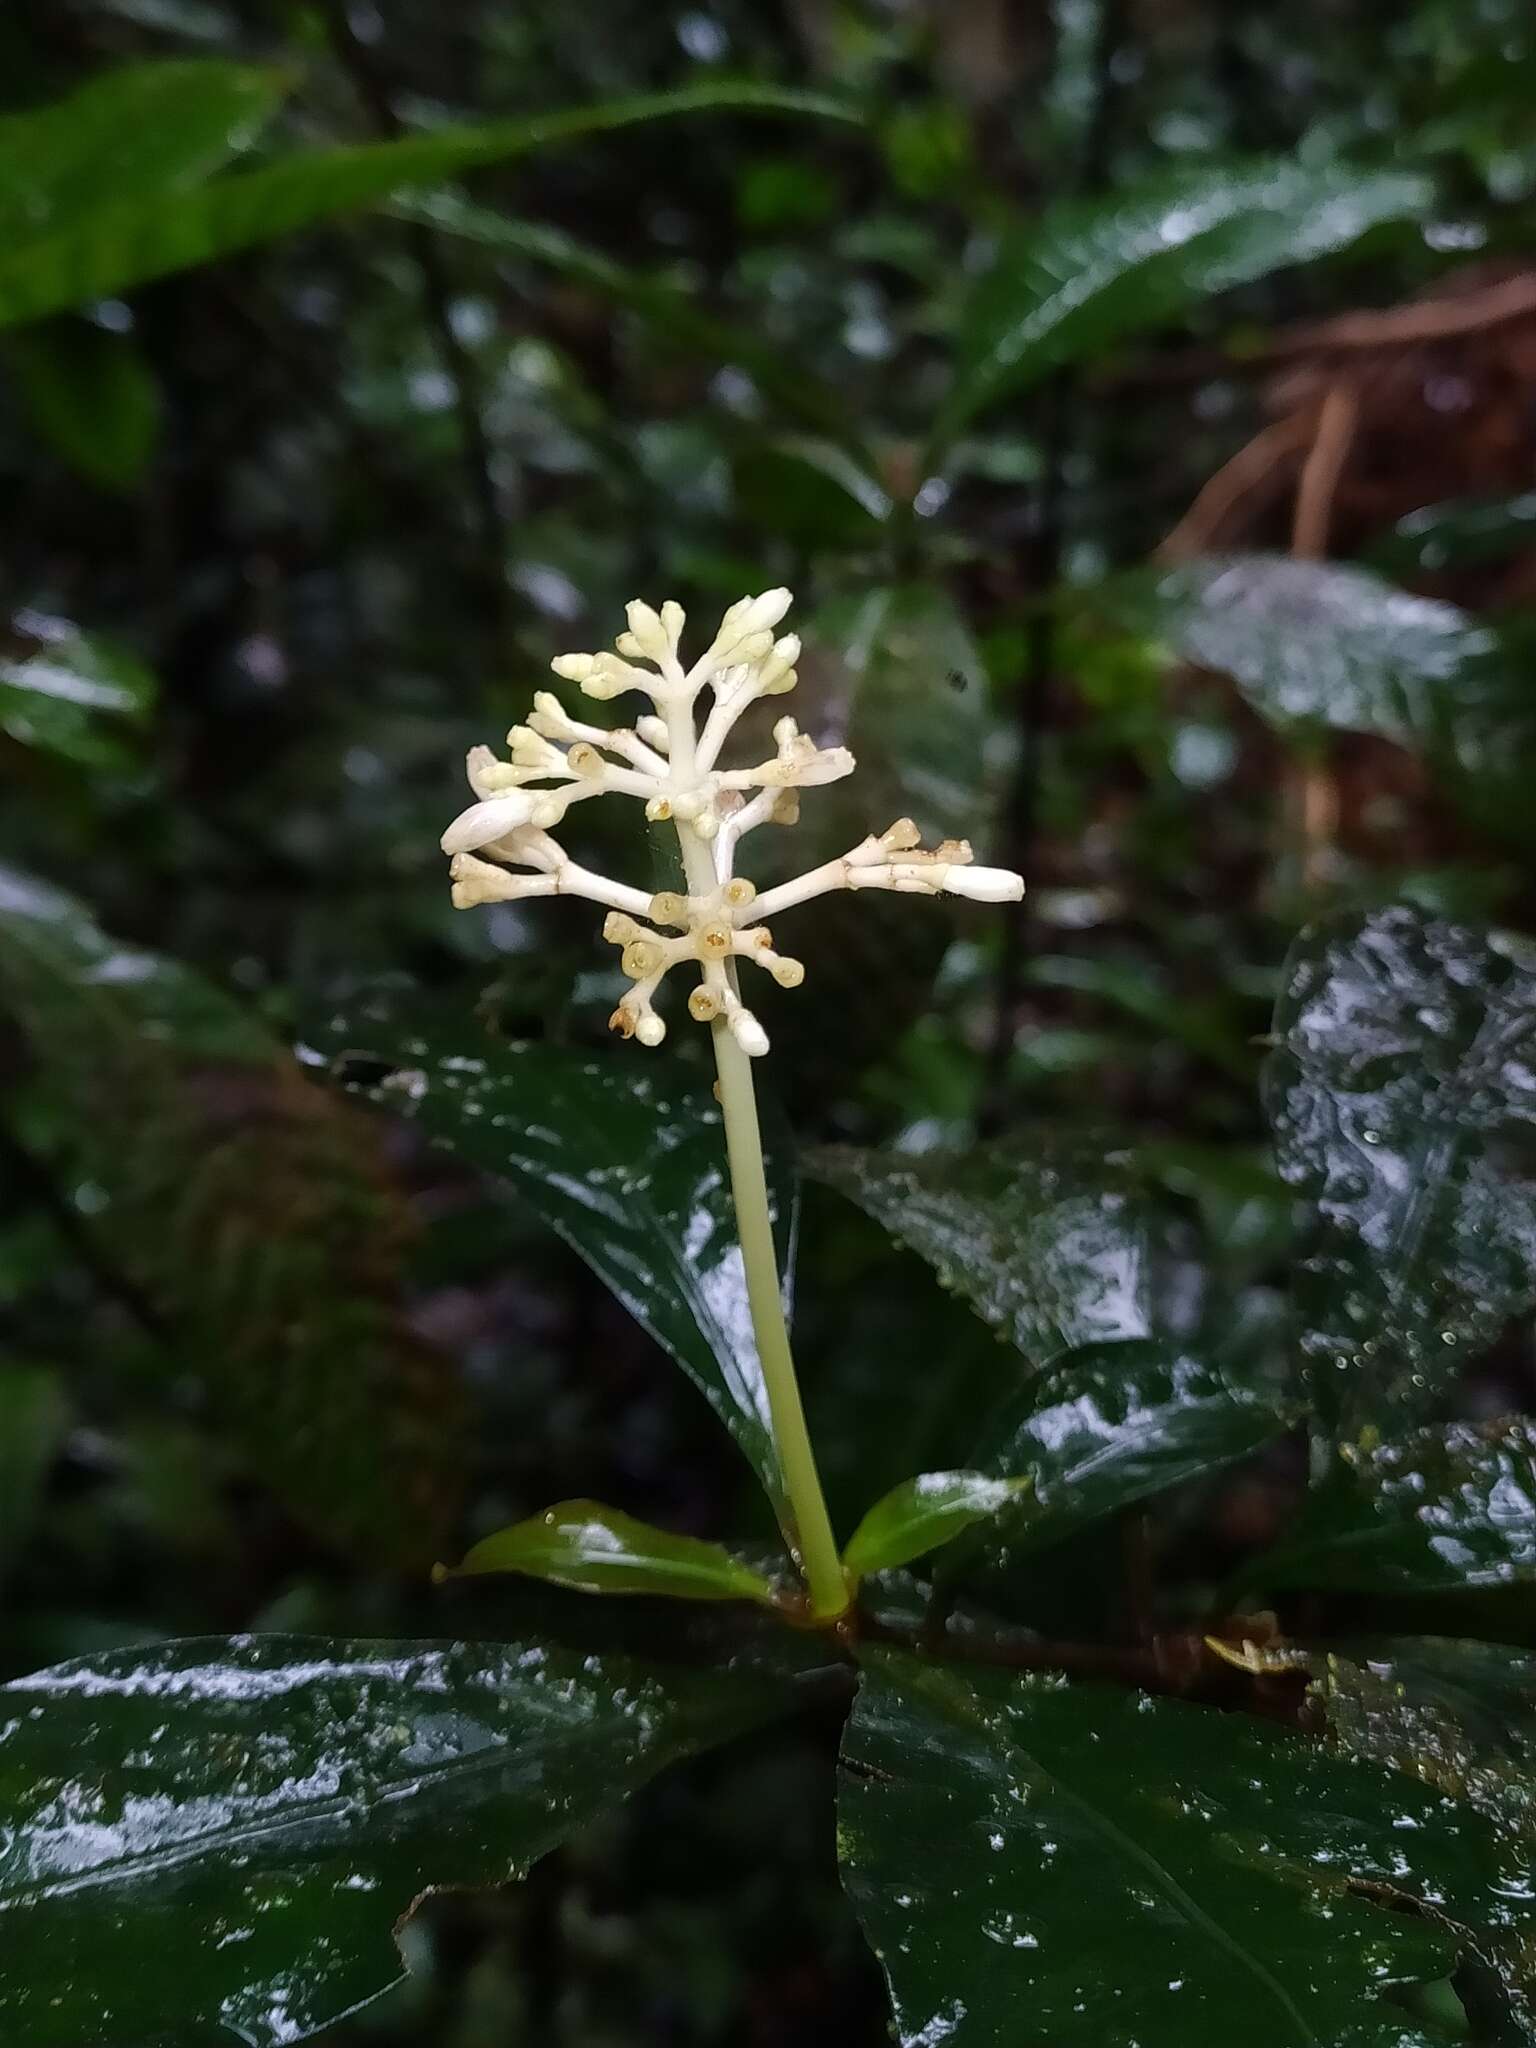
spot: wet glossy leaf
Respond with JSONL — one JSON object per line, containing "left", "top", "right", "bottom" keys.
{"left": 842, "top": 1473, "right": 1026, "bottom": 1587}
{"left": 0, "top": 622, "right": 156, "bottom": 768}
{"left": 439, "top": 1499, "right": 783, "bottom": 1608}
{"left": 396, "top": 192, "right": 864, "bottom": 452}
{"left": 2, "top": 318, "right": 160, "bottom": 490}
{"left": 734, "top": 436, "right": 892, "bottom": 549}
{"left": 808, "top": 1142, "right": 1151, "bottom": 1370}
{"left": 0, "top": 58, "right": 284, "bottom": 244}
{"left": 1265, "top": 906, "right": 1536, "bottom": 1422}
{"left": 968, "top": 1338, "right": 1297, "bottom": 1559}
{"left": 1107, "top": 555, "right": 1522, "bottom": 757}
{"left": 0, "top": 81, "right": 854, "bottom": 329}
{"left": 0, "top": 1366, "right": 67, "bottom": 1586}
{"left": 1368, "top": 492, "right": 1536, "bottom": 578}
{"left": 0, "top": 1632, "right": 798, "bottom": 2046}
{"left": 316, "top": 992, "right": 794, "bottom": 1516}
{"left": 840, "top": 1649, "right": 1507, "bottom": 2048}
{"left": 945, "top": 161, "right": 1430, "bottom": 436}
{"left": 1313, "top": 1640, "right": 1536, "bottom": 2035}
{"left": 1250, "top": 1419, "right": 1536, "bottom": 1595}
{"left": 0, "top": 870, "right": 464, "bottom": 1569}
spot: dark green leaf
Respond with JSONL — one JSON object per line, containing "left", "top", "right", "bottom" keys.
{"left": 0, "top": 870, "right": 465, "bottom": 1569}
{"left": 944, "top": 162, "right": 1431, "bottom": 437}
{"left": 0, "top": 1365, "right": 67, "bottom": 1586}
{"left": 840, "top": 1649, "right": 1507, "bottom": 2048}
{"left": 1313, "top": 1639, "right": 1536, "bottom": 2037}
{"left": 317, "top": 993, "right": 795, "bottom": 1517}
{"left": 0, "top": 58, "right": 285, "bottom": 244}
{"left": 2, "top": 318, "right": 160, "bottom": 489}
{"left": 0, "top": 82, "right": 855, "bottom": 330}
{"left": 0, "top": 1632, "right": 797, "bottom": 2046}
{"left": 1250, "top": 1419, "right": 1536, "bottom": 1595}
{"left": 808, "top": 1141, "right": 1151, "bottom": 1369}
{"left": 1265, "top": 905, "right": 1536, "bottom": 1422}
{"left": 970, "top": 1338, "right": 1297, "bottom": 1558}
{"left": 439, "top": 1499, "right": 784, "bottom": 1608}
{"left": 394, "top": 191, "right": 866, "bottom": 453}
{"left": 0, "top": 623, "right": 156, "bottom": 768}
{"left": 843, "top": 1473, "right": 1025, "bottom": 1586}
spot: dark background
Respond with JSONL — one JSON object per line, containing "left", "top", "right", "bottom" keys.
{"left": 3, "top": 2, "right": 1535, "bottom": 2040}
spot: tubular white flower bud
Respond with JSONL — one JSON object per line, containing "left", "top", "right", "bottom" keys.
{"left": 636, "top": 715, "right": 670, "bottom": 752}
{"left": 729, "top": 1008, "right": 770, "bottom": 1057}
{"left": 635, "top": 1013, "right": 666, "bottom": 1047}
{"left": 624, "top": 600, "right": 671, "bottom": 665}
{"left": 441, "top": 791, "right": 538, "bottom": 855}
{"left": 550, "top": 653, "right": 595, "bottom": 682}
{"left": 941, "top": 865, "right": 1027, "bottom": 903}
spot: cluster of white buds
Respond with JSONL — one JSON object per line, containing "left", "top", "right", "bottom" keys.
{"left": 440, "top": 591, "right": 1024, "bottom": 1055}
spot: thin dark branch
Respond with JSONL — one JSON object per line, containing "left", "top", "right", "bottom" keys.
{"left": 978, "top": 0, "right": 1127, "bottom": 1138}
{"left": 321, "top": 0, "right": 511, "bottom": 637}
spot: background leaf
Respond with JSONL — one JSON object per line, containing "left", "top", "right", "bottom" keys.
{"left": 1264, "top": 905, "right": 1536, "bottom": 1426}
{"left": 944, "top": 161, "right": 1431, "bottom": 436}
{"left": 809, "top": 1141, "right": 1152, "bottom": 1369}
{"left": 0, "top": 1365, "right": 68, "bottom": 1590}
{"left": 0, "top": 80, "right": 854, "bottom": 330}
{"left": 968, "top": 1337, "right": 1296, "bottom": 1560}
{"left": 1250, "top": 1419, "right": 1536, "bottom": 1595}
{"left": 0, "top": 1631, "right": 798, "bottom": 2046}
{"left": 0, "top": 619, "right": 156, "bottom": 768}
{"left": 441, "top": 1499, "right": 783, "bottom": 1607}
{"left": 840, "top": 1649, "right": 1509, "bottom": 2048}
{"left": 0, "top": 869, "right": 465, "bottom": 1569}
{"left": 318, "top": 992, "right": 796, "bottom": 1518}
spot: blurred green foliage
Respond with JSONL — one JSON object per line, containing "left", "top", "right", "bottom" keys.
{"left": 5, "top": 2, "right": 1536, "bottom": 2044}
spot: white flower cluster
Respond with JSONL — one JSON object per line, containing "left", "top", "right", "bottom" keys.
{"left": 440, "top": 590, "right": 1023, "bottom": 1056}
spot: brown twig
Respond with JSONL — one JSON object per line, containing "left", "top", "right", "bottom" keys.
{"left": 1156, "top": 411, "right": 1313, "bottom": 561}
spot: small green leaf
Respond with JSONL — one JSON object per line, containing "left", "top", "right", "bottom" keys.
{"left": 809, "top": 1140, "right": 1151, "bottom": 1369}
{"left": 840, "top": 1649, "right": 1508, "bottom": 2048}
{"left": 317, "top": 993, "right": 795, "bottom": 1518}
{"left": 1266, "top": 905, "right": 1536, "bottom": 1424}
{"left": 969, "top": 1338, "right": 1297, "bottom": 1559}
{"left": 0, "top": 81, "right": 855, "bottom": 330}
{"left": 1368, "top": 491, "right": 1536, "bottom": 578}
{"left": 734, "top": 435, "right": 891, "bottom": 548}
{"left": 843, "top": 1472, "right": 1025, "bottom": 1586}
{"left": 943, "top": 160, "right": 1430, "bottom": 438}
{"left": 1250, "top": 1419, "right": 1536, "bottom": 1595}
{"left": 0, "top": 1633, "right": 798, "bottom": 2046}
{"left": 2, "top": 318, "right": 160, "bottom": 489}
{"left": 0, "top": 623, "right": 156, "bottom": 768}
{"left": 440, "top": 1499, "right": 784, "bottom": 1608}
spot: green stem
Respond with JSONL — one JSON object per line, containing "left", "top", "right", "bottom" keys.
{"left": 709, "top": 1015, "right": 848, "bottom": 1620}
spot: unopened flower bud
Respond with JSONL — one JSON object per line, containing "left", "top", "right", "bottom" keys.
{"left": 637, "top": 714, "right": 670, "bottom": 752}
{"left": 635, "top": 1013, "right": 666, "bottom": 1047}
{"left": 729, "top": 1008, "right": 770, "bottom": 1057}
{"left": 773, "top": 715, "right": 799, "bottom": 747}
{"left": 881, "top": 817, "right": 922, "bottom": 852}
{"left": 441, "top": 791, "right": 538, "bottom": 856}
{"left": 941, "top": 865, "right": 1026, "bottom": 903}
{"left": 550, "top": 653, "right": 595, "bottom": 682}
{"left": 624, "top": 600, "right": 671, "bottom": 664}
{"left": 660, "top": 600, "right": 685, "bottom": 642}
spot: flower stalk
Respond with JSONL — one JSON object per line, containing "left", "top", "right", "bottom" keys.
{"left": 439, "top": 588, "right": 1023, "bottom": 1621}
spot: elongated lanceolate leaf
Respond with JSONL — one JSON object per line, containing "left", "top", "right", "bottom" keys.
{"left": 1265, "top": 906, "right": 1536, "bottom": 1423}
{"left": 840, "top": 1650, "right": 1508, "bottom": 2048}
{"left": 0, "top": 79, "right": 853, "bottom": 330}
{"left": 439, "top": 1499, "right": 783, "bottom": 1608}
{"left": 0, "top": 1633, "right": 796, "bottom": 2046}
{"left": 316, "top": 994, "right": 795, "bottom": 1516}
{"left": 945, "top": 161, "right": 1431, "bottom": 436}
